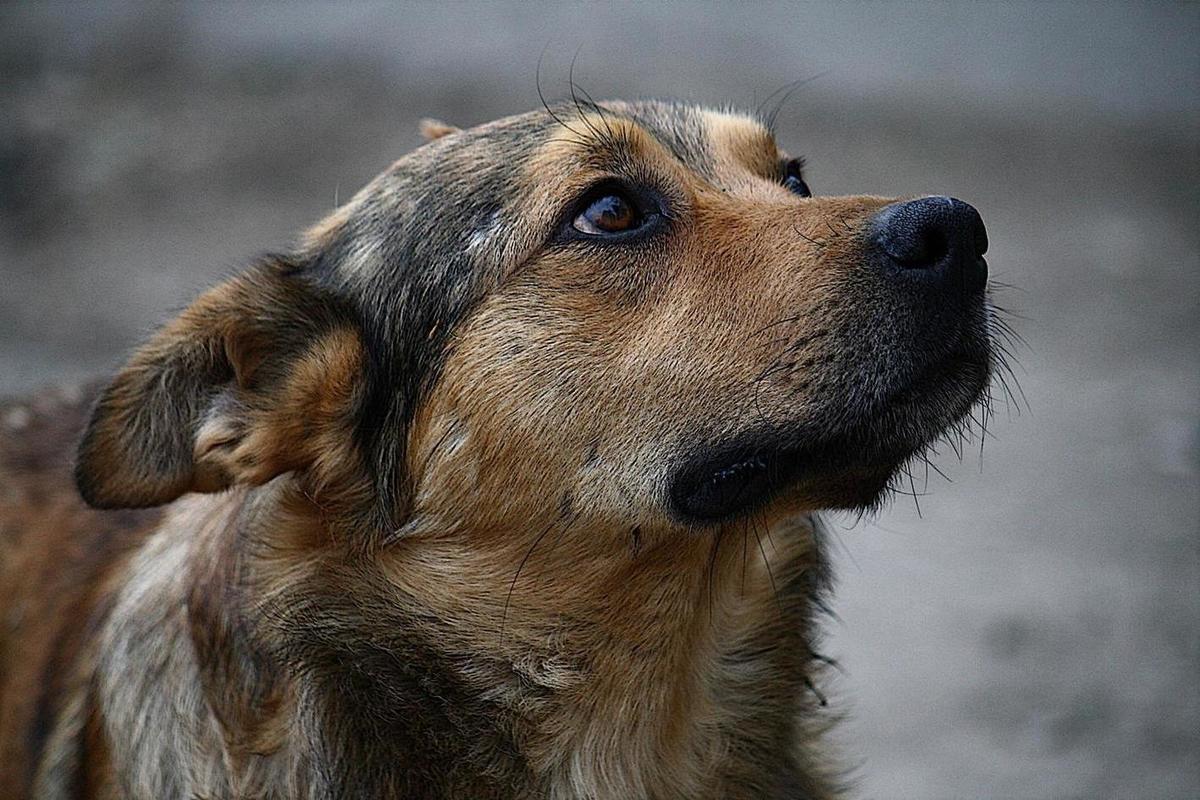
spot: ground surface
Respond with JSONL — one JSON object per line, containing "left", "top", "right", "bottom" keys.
{"left": 2, "top": 4, "right": 1197, "bottom": 797}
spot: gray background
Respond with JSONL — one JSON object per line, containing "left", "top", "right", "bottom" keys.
{"left": 2, "top": 3, "right": 1197, "bottom": 797}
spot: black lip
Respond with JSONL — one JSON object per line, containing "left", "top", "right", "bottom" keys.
{"left": 669, "top": 444, "right": 807, "bottom": 523}
{"left": 670, "top": 449, "right": 775, "bottom": 523}
{"left": 668, "top": 349, "right": 989, "bottom": 525}
{"left": 669, "top": 433, "right": 887, "bottom": 524}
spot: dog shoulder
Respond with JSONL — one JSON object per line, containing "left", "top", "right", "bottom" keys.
{"left": 0, "top": 384, "right": 164, "bottom": 798}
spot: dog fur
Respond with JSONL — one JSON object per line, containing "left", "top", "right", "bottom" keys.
{"left": 0, "top": 100, "right": 994, "bottom": 799}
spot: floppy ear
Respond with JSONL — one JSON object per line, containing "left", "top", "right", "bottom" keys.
{"left": 76, "top": 258, "right": 368, "bottom": 510}
{"left": 418, "top": 118, "right": 460, "bottom": 142}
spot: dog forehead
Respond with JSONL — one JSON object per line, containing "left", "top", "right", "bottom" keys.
{"left": 606, "top": 101, "right": 778, "bottom": 176}
{"left": 431, "top": 100, "right": 777, "bottom": 185}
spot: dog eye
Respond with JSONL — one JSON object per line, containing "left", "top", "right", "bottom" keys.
{"left": 573, "top": 192, "right": 642, "bottom": 235}
{"left": 782, "top": 159, "right": 811, "bottom": 198}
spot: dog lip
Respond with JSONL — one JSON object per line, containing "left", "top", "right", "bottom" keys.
{"left": 669, "top": 436, "right": 881, "bottom": 524}
{"left": 670, "top": 451, "right": 777, "bottom": 523}
{"left": 669, "top": 347, "right": 990, "bottom": 524}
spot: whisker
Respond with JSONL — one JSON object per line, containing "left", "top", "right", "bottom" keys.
{"left": 567, "top": 63, "right": 615, "bottom": 143}
{"left": 760, "top": 72, "right": 830, "bottom": 133}
{"left": 536, "top": 47, "right": 588, "bottom": 141}
{"left": 501, "top": 509, "right": 579, "bottom": 638}
{"left": 706, "top": 528, "right": 724, "bottom": 626}
{"left": 751, "top": 514, "right": 784, "bottom": 616}
{"left": 740, "top": 517, "right": 750, "bottom": 598}
{"left": 792, "top": 223, "right": 826, "bottom": 250}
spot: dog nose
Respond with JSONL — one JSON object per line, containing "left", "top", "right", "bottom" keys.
{"left": 873, "top": 196, "right": 988, "bottom": 293}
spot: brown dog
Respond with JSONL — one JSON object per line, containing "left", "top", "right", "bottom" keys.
{"left": 0, "top": 100, "right": 996, "bottom": 799}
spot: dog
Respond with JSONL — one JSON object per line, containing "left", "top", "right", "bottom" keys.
{"left": 0, "top": 99, "right": 996, "bottom": 799}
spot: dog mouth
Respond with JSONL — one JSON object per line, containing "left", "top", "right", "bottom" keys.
{"left": 668, "top": 347, "right": 991, "bottom": 524}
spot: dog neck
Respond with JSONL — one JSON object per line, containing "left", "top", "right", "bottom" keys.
{"left": 172, "top": 480, "right": 833, "bottom": 798}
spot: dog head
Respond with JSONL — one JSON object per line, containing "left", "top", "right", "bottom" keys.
{"left": 76, "top": 100, "right": 993, "bottom": 538}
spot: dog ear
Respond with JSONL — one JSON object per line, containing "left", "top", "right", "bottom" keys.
{"left": 76, "top": 258, "right": 368, "bottom": 510}
{"left": 418, "top": 118, "right": 460, "bottom": 142}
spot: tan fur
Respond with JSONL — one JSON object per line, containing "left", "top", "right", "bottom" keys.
{"left": 419, "top": 118, "right": 461, "bottom": 141}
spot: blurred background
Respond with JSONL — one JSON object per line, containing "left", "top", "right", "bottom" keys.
{"left": 1, "top": 3, "right": 1196, "bottom": 797}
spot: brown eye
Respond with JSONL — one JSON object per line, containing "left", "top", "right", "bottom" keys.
{"left": 573, "top": 192, "right": 641, "bottom": 235}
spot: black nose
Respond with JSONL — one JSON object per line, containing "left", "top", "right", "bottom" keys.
{"left": 873, "top": 196, "right": 988, "bottom": 293}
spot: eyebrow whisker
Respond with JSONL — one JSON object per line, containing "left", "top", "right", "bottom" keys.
{"left": 536, "top": 46, "right": 589, "bottom": 141}
{"left": 568, "top": 68, "right": 615, "bottom": 143}
{"left": 761, "top": 71, "right": 831, "bottom": 133}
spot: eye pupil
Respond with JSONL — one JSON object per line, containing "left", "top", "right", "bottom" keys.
{"left": 574, "top": 192, "right": 641, "bottom": 235}
{"left": 591, "top": 195, "right": 632, "bottom": 230}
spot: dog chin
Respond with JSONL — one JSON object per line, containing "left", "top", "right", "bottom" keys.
{"left": 668, "top": 349, "right": 991, "bottom": 526}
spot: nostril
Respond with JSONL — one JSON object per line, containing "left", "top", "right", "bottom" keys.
{"left": 923, "top": 228, "right": 950, "bottom": 264}
{"left": 889, "top": 226, "right": 949, "bottom": 269}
